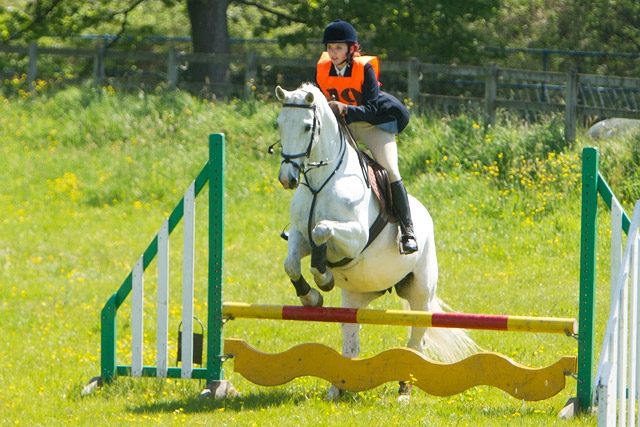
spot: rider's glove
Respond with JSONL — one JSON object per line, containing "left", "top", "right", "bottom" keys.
{"left": 328, "top": 101, "right": 348, "bottom": 118}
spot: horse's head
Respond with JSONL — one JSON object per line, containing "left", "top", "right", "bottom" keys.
{"left": 274, "top": 84, "right": 334, "bottom": 190}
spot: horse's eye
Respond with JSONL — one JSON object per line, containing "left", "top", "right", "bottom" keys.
{"left": 304, "top": 124, "right": 312, "bottom": 133}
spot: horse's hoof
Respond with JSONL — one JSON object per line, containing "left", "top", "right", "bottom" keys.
{"left": 312, "top": 221, "right": 334, "bottom": 244}
{"left": 325, "top": 385, "right": 344, "bottom": 401}
{"left": 398, "top": 381, "right": 413, "bottom": 396}
{"left": 299, "top": 289, "right": 323, "bottom": 307}
{"left": 317, "top": 275, "right": 335, "bottom": 292}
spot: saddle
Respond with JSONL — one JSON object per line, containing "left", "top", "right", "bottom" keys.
{"left": 359, "top": 150, "right": 397, "bottom": 225}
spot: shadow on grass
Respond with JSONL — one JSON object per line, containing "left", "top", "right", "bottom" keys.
{"left": 127, "top": 389, "right": 320, "bottom": 415}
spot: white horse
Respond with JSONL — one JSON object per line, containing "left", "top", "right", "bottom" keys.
{"left": 274, "top": 83, "right": 477, "bottom": 400}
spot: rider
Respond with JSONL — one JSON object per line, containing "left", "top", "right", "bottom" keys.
{"left": 315, "top": 19, "right": 417, "bottom": 254}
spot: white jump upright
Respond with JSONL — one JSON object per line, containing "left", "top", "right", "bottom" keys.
{"left": 157, "top": 219, "right": 170, "bottom": 378}
{"left": 594, "top": 200, "right": 640, "bottom": 427}
{"left": 181, "top": 181, "right": 196, "bottom": 379}
{"left": 131, "top": 256, "right": 144, "bottom": 377}
{"left": 129, "top": 180, "right": 199, "bottom": 380}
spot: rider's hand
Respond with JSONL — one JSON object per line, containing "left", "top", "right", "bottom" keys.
{"left": 328, "top": 101, "right": 348, "bottom": 118}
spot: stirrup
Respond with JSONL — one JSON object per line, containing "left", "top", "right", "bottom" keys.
{"left": 400, "top": 234, "right": 418, "bottom": 254}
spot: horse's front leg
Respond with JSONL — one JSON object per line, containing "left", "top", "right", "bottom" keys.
{"left": 284, "top": 228, "right": 323, "bottom": 307}
{"left": 310, "top": 219, "right": 367, "bottom": 290}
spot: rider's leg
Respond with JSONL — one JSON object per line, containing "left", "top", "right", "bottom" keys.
{"left": 348, "top": 122, "right": 402, "bottom": 180}
{"left": 389, "top": 179, "right": 418, "bottom": 254}
{"left": 348, "top": 122, "right": 418, "bottom": 254}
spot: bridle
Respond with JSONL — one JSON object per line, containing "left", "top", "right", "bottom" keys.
{"left": 272, "top": 100, "right": 350, "bottom": 177}
{"left": 278, "top": 103, "right": 320, "bottom": 174}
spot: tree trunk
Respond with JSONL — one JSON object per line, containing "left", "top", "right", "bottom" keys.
{"left": 186, "top": 0, "right": 231, "bottom": 85}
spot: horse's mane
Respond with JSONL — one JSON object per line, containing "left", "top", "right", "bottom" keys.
{"left": 299, "top": 82, "right": 322, "bottom": 95}
{"left": 279, "top": 83, "right": 334, "bottom": 126}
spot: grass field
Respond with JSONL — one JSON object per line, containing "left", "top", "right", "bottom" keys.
{"left": 1, "top": 85, "right": 630, "bottom": 425}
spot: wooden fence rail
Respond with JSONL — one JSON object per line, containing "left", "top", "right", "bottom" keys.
{"left": 3, "top": 42, "right": 640, "bottom": 141}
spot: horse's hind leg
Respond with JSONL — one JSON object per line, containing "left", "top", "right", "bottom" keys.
{"left": 325, "top": 289, "right": 384, "bottom": 401}
{"left": 395, "top": 273, "right": 432, "bottom": 353}
{"left": 394, "top": 258, "right": 439, "bottom": 399}
{"left": 396, "top": 254, "right": 478, "bottom": 362}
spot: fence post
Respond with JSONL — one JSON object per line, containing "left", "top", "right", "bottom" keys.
{"left": 484, "top": 63, "right": 498, "bottom": 128}
{"left": 27, "top": 41, "right": 38, "bottom": 91}
{"left": 565, "top": 69, "right": 578, "bottom": 142}
{"left": 167, "top": 48, "right": 179, "bottom": 90}
{"left": 407, "top": 57, "right": 420, "bottom": 105}
{"left": 244, "top": 51, "right": 258, "bottom": 101}
{"left": 93, "top": 46, "right": 105, "bottom": 87}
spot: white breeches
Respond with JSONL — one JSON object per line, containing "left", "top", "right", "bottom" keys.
{"left": 348, "top": 121, "right": 402, "bottom": 183}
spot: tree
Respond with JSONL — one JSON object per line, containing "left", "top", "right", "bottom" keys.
{"left": 474, "top": 0, "right": 640, "bottom": 75}
{"left": 0, "top": 0, "right": 500, "bottom": 84}
{"left": 186, "top": 0, "right": 231, "bottom": 84}
{"left": 184, "top": 0, "right": 306, "bottom": 84}
{"left": 250, "top": 0, "right": 500, "bottom": 63}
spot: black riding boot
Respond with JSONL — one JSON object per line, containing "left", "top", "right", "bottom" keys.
{"left": 390, "top": 180, "right": 418, "bottom": 254}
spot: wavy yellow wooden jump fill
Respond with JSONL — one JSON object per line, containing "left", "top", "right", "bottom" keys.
{"left": 224, "top": 339, "right": 577, "bottom": 401}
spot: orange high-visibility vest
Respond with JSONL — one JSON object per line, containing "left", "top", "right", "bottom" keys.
{"left": 316, "top": 51, "right": 380, "bottom": 106}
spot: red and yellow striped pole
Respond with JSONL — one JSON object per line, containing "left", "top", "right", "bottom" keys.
{"left": 222, "top": 302, "right": 577, "bottom": 335}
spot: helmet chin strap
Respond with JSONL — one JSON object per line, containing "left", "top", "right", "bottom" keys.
{"left": 337, "top": 48, "right": 353, "bottom": 70}
{"left": 346, "top": 44, "right": 356, "bottom": 66}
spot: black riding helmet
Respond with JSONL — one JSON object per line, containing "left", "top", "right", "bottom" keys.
{"left": 322, "top": 20, "right": 358, "bottom": 45}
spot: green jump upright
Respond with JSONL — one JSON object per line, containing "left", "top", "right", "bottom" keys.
{"left": 207, "top": 133, "right": 225, "bottom": 384}
{"left": 577, "top": 147, "right": 598, "bottom": 411}
{"left": 577, "top": 147, "right": 631, "bottom": 411}
{"left": 99, "top": 133, "right": 226, "bottom": 386}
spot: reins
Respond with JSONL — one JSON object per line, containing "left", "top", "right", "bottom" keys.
{"left": 336, "top": 114, "right": 371, "bottom": 188}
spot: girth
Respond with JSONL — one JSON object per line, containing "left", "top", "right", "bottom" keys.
{"left": 326, "top": 211, "right": 389, "bottom": 268}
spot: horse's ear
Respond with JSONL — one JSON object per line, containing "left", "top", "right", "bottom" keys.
{"left": 305, "top": 92, "right": 314, "bottom": 105}
{"left": 275, "top": 86, "right": 287, "bottom": 102}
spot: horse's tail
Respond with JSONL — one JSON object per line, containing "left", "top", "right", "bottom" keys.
{"left": 407, "top": 297, "right": 481, "bottom": 363}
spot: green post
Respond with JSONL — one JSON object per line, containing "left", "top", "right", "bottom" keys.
{"left": 577, "top": 147, "right": 598, "bottom": 411}
{"left": 100, "top": 297, "right": 117, "bottom": 383}
{"left": 207, "top": 133, "right": 225, "bottom": 384}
